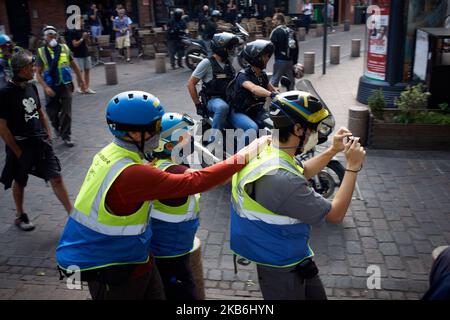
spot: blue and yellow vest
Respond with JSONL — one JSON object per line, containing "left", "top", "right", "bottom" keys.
{"left": 56, "top": 143, "right": 152, "bottom": 271}
{"left": 230, "top": 145, "right": 314, "bottom": 268}
{"left": 150, "top": 159, "right": 200, "bottom": 258}
{"left": 37, "top": 44, "right": 73, "bottom": 86}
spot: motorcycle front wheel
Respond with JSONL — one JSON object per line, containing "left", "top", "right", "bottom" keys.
{"left": 312, "top": 160, "right": 345, "bottom": 198}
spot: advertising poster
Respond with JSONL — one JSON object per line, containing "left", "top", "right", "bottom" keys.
{"left": 364, "top": 0, "right": 390, "bottom": 81}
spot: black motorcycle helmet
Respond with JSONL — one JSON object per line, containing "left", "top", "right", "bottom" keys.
{"left": 240, "top": 40, "right": 274, "bottom": 69}
{"left": 174, "top": 8, "right": 184, "bottom": 21}
{"left": 210, "top": 32, "right": 240, "bottom": 59}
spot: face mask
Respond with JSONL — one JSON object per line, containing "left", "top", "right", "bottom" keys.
{"left": 302, "top": 131, "right": 318, "bottom": 153}
{"left": 143, "top": 133, "right": 160, "bottom": 154}
{"left": 49, "top": 39, "right": 58, "bottom": 47}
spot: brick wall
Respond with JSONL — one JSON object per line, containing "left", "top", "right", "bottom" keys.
{"left": 138, "top": 0, "right": 153, "bottom": 26}
{"left": 28, "top": 0, "right": 67, "bottom": 37}
{"left": 0, "top": 0, "right": 10, "bottom": 34}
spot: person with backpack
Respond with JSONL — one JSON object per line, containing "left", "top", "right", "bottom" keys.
{"left": 187, "top": 32, "right": 240, "bottom": 144}
{"left": 270, "top": 13, "right": 298, "bottom": 90}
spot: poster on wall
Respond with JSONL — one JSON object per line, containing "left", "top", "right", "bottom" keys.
{"left": 412, "top": 29, "right": 429, "bottom": 81}
{"left": 364, "top": 0, "right": 390, "bottom": 81}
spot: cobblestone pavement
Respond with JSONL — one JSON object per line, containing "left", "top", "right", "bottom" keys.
{"left": 1, "top": 25, "right": 449, "bottom": 300}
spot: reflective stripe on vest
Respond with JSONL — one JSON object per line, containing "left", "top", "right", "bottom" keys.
{"left": 150, "top": 159, "right": 200, "bottom": 223}
{"left": 71, "top": 143, "right": 151, "bottom": 236}
{"left": 232, "top": 147, "right": 304, "bottom": 225}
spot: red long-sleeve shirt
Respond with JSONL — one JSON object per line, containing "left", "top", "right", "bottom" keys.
{"left": 105, "top": 154, "right": 245, "bottom": 215}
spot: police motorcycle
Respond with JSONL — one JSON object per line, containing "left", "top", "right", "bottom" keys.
{"left": 184, "top": 22, "right": 250, "bottom": 71}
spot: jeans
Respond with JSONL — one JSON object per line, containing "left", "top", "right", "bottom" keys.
{"left": 90, "top": 25, "right": 102, "bottom": 39}
{"left": 206, "top": 98, "right": 229, "bottom": 142}
{"left": 271, "top": 60, "right": 295, "bottom": 90}
{"left": 228, "top": 111, "right": 259, "bottom": 148}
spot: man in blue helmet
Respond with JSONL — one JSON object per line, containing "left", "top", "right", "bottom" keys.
{"left": 56, "top": 92, "right": 269, "bottom": 300}
{"left": 230, "top": 91, "right": 366, "bottom": 300}
{"left": 149, "top": 112, "right": 201, "bottom": 300}
{"left": 0, "top": 34, "right": 19, "bottom": 88}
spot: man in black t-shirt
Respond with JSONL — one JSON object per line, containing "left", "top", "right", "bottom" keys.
{"left": 0, "top": 50, "right": 72, "bottom": 231}
{"left": 67, "top": 18, "right": 96, "bottom": 94}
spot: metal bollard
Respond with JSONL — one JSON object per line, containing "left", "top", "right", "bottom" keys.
{"left": 351, "top": 39, "right": 361, "bottom": 57}
{"left": 297, "top": 27, "right": 306, "bottom": 41}
{"left": 330, "top": 45, "right": 340, "bottom": 64}
{"left": 189, "top": 237, "right": 205, "bottom": 300}
{"left": 348, "top": 106, "right": 369, "bottom": 146}
{"left": 104, "top": 62, "right": 118, "bottom": 85}
{"left": 344, "top": 20, "right": 351, "bottom": 31}
{"left": 303, "top": 52, "right": 315, "bottom": 74}
{"left": 155, "top": 53, "right": 166, "bottom": 73}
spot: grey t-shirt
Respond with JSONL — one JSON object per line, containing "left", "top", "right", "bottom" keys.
{"left": 192, "top": 58, "right": 226, "bottom": 83}
{"left": 245, "top": 168, "right": 332, "bottom": 225}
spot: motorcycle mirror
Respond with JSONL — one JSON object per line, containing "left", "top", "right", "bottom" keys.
{"left": 280, "top": 76, "right": 291, "bottom": 89}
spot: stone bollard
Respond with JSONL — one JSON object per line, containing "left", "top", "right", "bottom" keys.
{"left": 155, "top": 53, "right": 166, "bottom": 73}
{"left": 104, "top": 62, "right": 118, "bottom": 85}
{"left": 351, "top": 39, "right": 361, "bottom": 57}
{"left": 344, "top": 20, "right": 351, "bottom": 31}
{"left": 315, "top": 24, "right": 324, "bottom": 37}
{"left": 297, "top": 27, "right": 306, "bottom": 41}
{"left": 303, "top": 52, "right": 315, "bottom": 74}
{"left": 348, "top": 106, "right": 369, "bottom": 146}
{"left": 330, "top": 45, "right": 340, "bottom": 64}
{"left": 189, "top": 237, "right": 205, "bottom": 300}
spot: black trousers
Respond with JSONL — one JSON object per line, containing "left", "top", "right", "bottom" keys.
{"left": 87, "top": 262, "right": 166, "bottom": 300}
{"left": 45, "top": 84, "right": 73, "bottom": 140}
{"left": 168, "top": 40, "right": 184, "bottom": 68}
{"left": 155, "top": 254, "right": 198, "bottom": 300}
{"left": 257, "top": 260, "right": 327, "bottom": 300}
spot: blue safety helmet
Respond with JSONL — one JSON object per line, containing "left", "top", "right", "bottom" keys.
{"left": 106, "top": 91, "right": 165, "bottom": 137}
{"left": 0, "top": 34, "right": 11, "bottom": 46}
{"left": 154, "top": 112, "right": 194, "bottom": 154}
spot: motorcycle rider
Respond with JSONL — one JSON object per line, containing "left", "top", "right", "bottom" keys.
{"left": 203, "top": 10, "right": 221, "bottom": 54}
{"left": 187, "top": 32, "right": 240, "bottom": 144}
{"left": 167, "top": 8, "right": 187, "bottom": 69}
{"left": 227, "top": 40, "right": 278, "bottom": 144}
{"left": 230, "top": 91, "right": 366, "bottom": 300}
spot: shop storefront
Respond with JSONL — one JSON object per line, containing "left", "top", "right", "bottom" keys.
{"left": 357, "top": 0, "right": 448, "bottom": 107}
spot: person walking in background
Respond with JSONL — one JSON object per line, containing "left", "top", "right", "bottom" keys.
{"left": 0, "top": 50, "right": 73, "bottom": 231}
{"left": 167, "top": 8, "right": 187, "bottom": 70}
{"left": 270, "top": 13, "right": 298, "bottom": 90}
{"left": 198, "top": 5, "right": 210, "bottom": 41}
{"left": 88, "top": 3, "right": 103, "bottom": 42}
{"left": 302, "top": 0, "right": 313, "bottom": 34}
{"left": 113, "top": 8, "right": 132, "bottom": 63}
{"left": 227, "top": 0, "right": 238, "bottom": 23}
{"left": 36, "top": 26, "right": 85, "bottom": 147}
{"left": 322, "top": 1, "right": 335, "bottom": 33}
{"left": 67, "top": 17, "right": 96, "bottom": 94}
